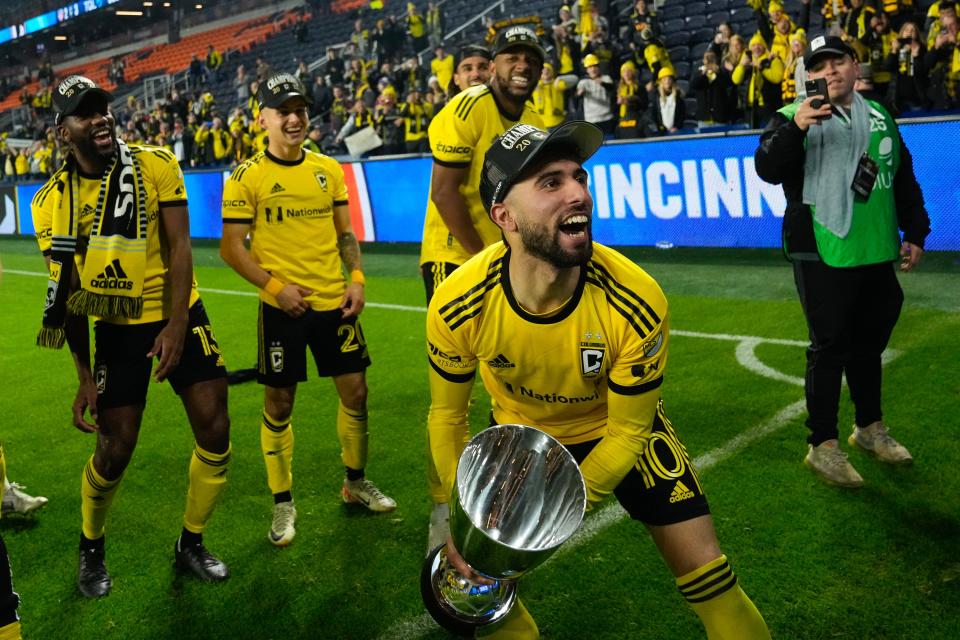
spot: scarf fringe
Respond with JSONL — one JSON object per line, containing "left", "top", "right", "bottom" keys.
{"left": 68, "top": 290, "right": 144, "bottom": 319}
{"left": 36, "top": 326, "right": 66, "bottom": 349}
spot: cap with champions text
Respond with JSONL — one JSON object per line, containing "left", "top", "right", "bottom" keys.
{"left": 53, "top": 75, "right": 113, "bottom": 125}
{"left": 257, "top": 72, "right": 313, "bottom": 109}
{"left": 492, "top": 25, "right": 546, "bottom": 62}
{"left": 479, "top": 120, "right": 603, "bottom": 213}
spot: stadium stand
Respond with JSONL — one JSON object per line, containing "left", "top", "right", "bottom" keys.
{"left": 0, "top": 0, "right": 955, "bottom": 182}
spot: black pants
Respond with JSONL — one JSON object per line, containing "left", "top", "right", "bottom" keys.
{"left": 0, "top": 535, "right": 18, "bottom": 626}
{"left": 793, "top": 259, "right": 903, "bottom": 446}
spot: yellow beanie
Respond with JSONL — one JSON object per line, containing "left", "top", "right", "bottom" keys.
{"left": 583, "top": 53, "right": 600, "bottom": 67}
{"left": 620, "top": 60, "right": 637, "bottom": 76}
{"left": 657, "top": 67, "right": 674, "bottom": 80}
{"left": 749, "top": 32, "right": 767, "bottom": 49}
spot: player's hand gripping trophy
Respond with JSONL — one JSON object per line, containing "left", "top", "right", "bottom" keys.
{"left": 421, "top": 424, "right": 587, "bottom": 636}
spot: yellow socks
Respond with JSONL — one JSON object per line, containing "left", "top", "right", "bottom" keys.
{"left": 183, "top": 444, "right": 231, "bottom": 534}
{"left": 0, "top": 621, "right": 21, "bottom": 640}
{"left": 337, "top": 401, "right": 368, "bottom": 472}
{"left": 677, "top": 555, "right": 771, "bottom": 640}
{"left": 476, "top": 598, "right": 539, "bottom": 640}
{"left": 260, "top": 412, "right": 294, "bottom": 495}
{"left": 80, "top": 457, "right": 123, "bottom": 541}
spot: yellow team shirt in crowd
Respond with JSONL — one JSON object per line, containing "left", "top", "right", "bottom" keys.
{"left": 430, "top": 53, "right": 455, "bottom": 95}
{"left": 420, "top": 84, "right": 543, "bottom": 266}
{"left": 533, "top": 78, "right": 570, "bottom": 128}
{"left": 222, "top": 149, "right": 349, "bottom": 312}
{"left": 31, "top": 145, "right": 200, "bottom": 324}
{"left": 426, "top": 242, "right": 670, "bottom": 507}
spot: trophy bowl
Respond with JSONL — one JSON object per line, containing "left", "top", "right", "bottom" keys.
{"left": 421, "top": 424, "right": 587, "bottom": 636}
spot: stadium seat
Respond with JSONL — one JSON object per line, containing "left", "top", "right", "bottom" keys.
{"left": 685, "top": 1, "right": 708, "bottom": 15}
{"left": 692, "top": 42, "right": 711, "bottom": 60}
{"left": 674, "top": 61, "right": 691, "bottom": 79}
{"left": 662, "top": 18, "right": 686, "bottom": 34}
{"left": 668, "top": 45, "right": 690, "bottom": 61}
{"left": 660, "top": 4, "right": 686, "bottom": 20}
{"left": 664, "top": 31, "right": 691, "bottom": 47}
{"left": 706, "top": 0, "right": 733, "bottom": 11}
{"left": 677, "top": 79, "right": 690, "bottom": 94}
{"left": 706, "top": 13, "right": 729, "bottom": 27}
{"left": 685, "top": 15, "right": 707, "bottom": 29}
{"left": 685, "top": 97, "right": 699, "bottom": 117}
{"left": 692, "top": 27, "right": 716, "bottom": 44}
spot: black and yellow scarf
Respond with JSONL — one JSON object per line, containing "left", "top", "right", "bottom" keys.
{"left": 38, "top": 140, "right": 148, "bottom": 348}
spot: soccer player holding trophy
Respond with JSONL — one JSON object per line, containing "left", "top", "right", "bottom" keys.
{"left": 424, "top": 121, "right": 771, "bottom": 639}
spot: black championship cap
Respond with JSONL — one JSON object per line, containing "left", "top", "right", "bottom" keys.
{"left": 53, "top": 75, "right": 113, "bottom": 124}
{"left": 455, "top": 43, "right": 492, "bottom": 67}
{"left": 492, "top": 25, "right": 546, "bottom": 62}
{"left": 479, "top": 120, "right": 603, "bottom": 213}
{"left": 803, "top": 34, "right": 857, "bottom": 68}
{"left": 257, "top": 72, "right": 313, "bottom": 109}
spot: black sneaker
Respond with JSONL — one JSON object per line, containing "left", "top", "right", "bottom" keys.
{"left": 78, "top": 547, "right": 111, "bottom": 598}
{"left": 174, "top": 539, "right": 229, "bottom": 582}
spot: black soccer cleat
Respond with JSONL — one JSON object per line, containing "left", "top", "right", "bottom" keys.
{"left": 174, "top": 539, "right": 230, "bottom": 582}
{"left": 78, "top": 547, "right": 112, "bottom": 598}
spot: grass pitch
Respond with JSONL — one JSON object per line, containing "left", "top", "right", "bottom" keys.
{"left": 1, "top": 237, "right": 958, "bottom": 639}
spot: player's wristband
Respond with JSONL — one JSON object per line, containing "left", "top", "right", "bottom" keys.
{"left": 263, "top": 277, "right": 285, "bottom": 297}
{"left": 350, "top": 270, "right": 365, "bottom": 286}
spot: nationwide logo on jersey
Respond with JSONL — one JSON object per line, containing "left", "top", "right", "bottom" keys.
{"left": 487, "top": 353, "right": 515, "bottom": 369}
{"left": 270, "top": 182, "right": 286, "bottom": 194}
{"left": 315, "top": 171, "right": 328, "bottom": 191}
{"left": 90, "top": 258, "right": 133, "bottom": 290}
{"left": 669, "top": 480, "right": 695, "bottom": 503}
{"left": 580, "top": 348, "right": 604, "bottom": 377}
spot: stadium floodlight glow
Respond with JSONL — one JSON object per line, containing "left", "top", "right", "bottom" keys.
{"left": 144, "top": 1, "right": 154, "bottom": 6}
{"left": 116, "top": 10, "right": 144, "bottom": 16}
{"left": 54, "top": 35, "right": 67, "bottom": 40}
{"left": 195, "top": 3, "right": 203, "bottom": 9}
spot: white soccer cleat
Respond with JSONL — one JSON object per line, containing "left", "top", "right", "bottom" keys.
{"left": 342, "top": 477, "right": 397, "bottom": 513}
{"left": 269, "top": 501, "right": 297, "bottom": 547}
{"left": 848, "top": 421, "right": 913, "bottom": 465}
{"left": 426, "top": 502, "right": 450, "bottom": 556}
{"left": 1, "top": 482, "right": 48, "bottom": 516}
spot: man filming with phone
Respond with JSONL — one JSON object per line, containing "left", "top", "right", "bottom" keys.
{"left": 754, "top": 35, "right": 930, "bottom": 488}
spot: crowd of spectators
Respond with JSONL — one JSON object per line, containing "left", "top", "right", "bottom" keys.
{"left": 1, "top": 0, "right": 958, "bottom": 183}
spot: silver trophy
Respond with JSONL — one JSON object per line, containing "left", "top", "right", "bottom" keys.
{"left": 420, "top": 424, "right": 587, "bottom": 636}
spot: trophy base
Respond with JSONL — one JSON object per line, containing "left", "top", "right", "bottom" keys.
{"left": 420, "top": 544, "right": 517, "bottom": 637}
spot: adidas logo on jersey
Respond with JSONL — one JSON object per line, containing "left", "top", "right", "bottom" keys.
{"left": 90, "top": 258, "right": 133, "bottom": 290}
{"left": 669, "top": 481, "right": 695, "bottom": 504}
{"left": 270, "top": 182, "right": 286, "bottom": 193}
{"left": 487, "top": 353, "right": 515, "bottom": 369}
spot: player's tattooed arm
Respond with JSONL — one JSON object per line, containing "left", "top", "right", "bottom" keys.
{"left": 338, "top": 230, "right": 363, "bottom": 272}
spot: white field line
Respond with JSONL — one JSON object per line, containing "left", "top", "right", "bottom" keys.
{"left": 7, "top": 268, "right": 900, "bottom": 640}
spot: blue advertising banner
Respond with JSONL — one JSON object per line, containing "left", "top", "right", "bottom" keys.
{"left": 362, "top": 156, "right": 432, "bottom": 242}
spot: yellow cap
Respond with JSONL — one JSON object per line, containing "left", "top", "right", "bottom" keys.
{"left": 657, "top": 67, "right": 675, "bottom": 80}
{"left": 749, "top": 32, "right": 767, "bottom": 49}
{"left": 620, "top": 60, "right": 637, "bottom": 76}
{"left": 583, "top": 53, "right": 600, "bottom": 67}
{"left": 543, "top": 61, "right": 555, "bottom": 71}
{"left": 768, "top": 0, "right": 783, "bottom": 13}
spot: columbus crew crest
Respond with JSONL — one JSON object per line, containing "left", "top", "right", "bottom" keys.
{"left": 315, "top": 171, "right": 328, "bottom": 191}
